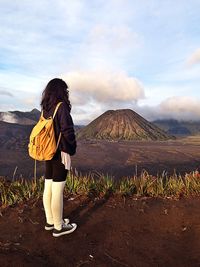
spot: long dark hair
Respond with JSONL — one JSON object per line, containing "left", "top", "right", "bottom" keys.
{"left": 41, "top": 78, "right": 71, "bottom": 112}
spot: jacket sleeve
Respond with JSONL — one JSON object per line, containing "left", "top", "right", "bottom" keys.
{"left": 57, "top": 102, "right": 77, "bottom": 155}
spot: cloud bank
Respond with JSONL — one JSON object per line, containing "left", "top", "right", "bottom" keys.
{"left": 138, "top": 96, "right": 200, "bottom": 122}
{"left": 65, "top": 72, "right": 200, "bottom": 124}
{"left": 0, "top": 89, "right": 13, "bottom": 97}
{"left": 64, "top": 70, "right": 145, "bottom": 105}
{"left": 0, "top": 112, "right": 18, "bottom": 123}
{"left": 158, "top": 96, "right": 200, "bottom": 120}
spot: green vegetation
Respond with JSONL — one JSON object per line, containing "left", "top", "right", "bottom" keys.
{"left": 1, "top": 170, "right": 200, "bottom": 208}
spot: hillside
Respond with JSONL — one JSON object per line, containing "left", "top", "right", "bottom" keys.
{"left": 0, "top": 109, "right": 82, "bottom": 131}
{"left": 0, "top": 121, "right": 32, "bottom": 150}
{"left": 153, "top": 119, "right": 200, "bottom": 136}
{"left": 77, "top": 109, "right": 173, "bottom": 141}
{"left": 0, "top": 109, "right": 40, "bottom": 125}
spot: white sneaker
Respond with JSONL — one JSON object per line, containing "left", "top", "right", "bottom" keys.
{"left": 45, "top": 218, "right": 70, "bottom": 231}
{"left": 53, "top": 223, "right": 77, "bottom": 237}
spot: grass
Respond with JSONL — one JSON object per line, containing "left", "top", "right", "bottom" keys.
{"left": 1, "top": 170, "right": 200, "bottom": 208}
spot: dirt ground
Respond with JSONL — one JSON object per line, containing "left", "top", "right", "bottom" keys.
{"left": 2, "top": 136, "right": 200, "bottom": 179}
{"left": 1, "top": 194, "right": 200, "bottom": 267}
{"left": 73, "top": 138, "right": 200, "bottom": 178}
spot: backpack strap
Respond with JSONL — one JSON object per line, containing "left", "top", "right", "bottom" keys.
{"left": 53, "top": 102, "right": 63, "bottom": 150}
{"left": 53, "top": 102, "right": 63, "bottom": 119}
{"left": 40, "top": 102, "right": 62, "bottom": 119}
{"left": 56, "top": 133, "right": 62, "bottom": 150}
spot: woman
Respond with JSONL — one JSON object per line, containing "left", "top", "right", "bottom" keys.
{"left": 41, "top": 78, "right": 77, "bottom": 237}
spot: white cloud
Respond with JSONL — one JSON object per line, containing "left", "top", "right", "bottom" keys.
{"left": 186, "top": 48, "right": 200, "bottom": 66}
{"left": 138, "top": 96, "right": 200, "bottom": 121}
{"left": 159, "top": 96, "right": 200, "bottom": 120}
{"left": 0, "top": 71, "right": 46, "bottom": 94}
{"left": 87, "top": 24, "right": 140, "bottom": 52}
{"left": 20, "top": 95, "right": 38, "bottom": 107}
{"left": 68, "top": 23, "right": 142, "bottom": 71}
{"left": 0, "top": 1, "right": 86, "bottom": 75}
{"left": 0, "top": 82, "right": 42, "bottom": 112}
{"left": 0, "top": 89, "right": 13, "bottom": 97}
{"left": 63, "top": 70, "right": 145, "bottom": 105}
{"left": 72, "top": 102, "right": 104, "bottom": 125}
{"left": 72, "top": 95, "right": 200, "bottom": 124}
{"left": 0, "top": 112, "right": 18, "bottom": 123}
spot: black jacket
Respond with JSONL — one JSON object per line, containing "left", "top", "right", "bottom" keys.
{"left": 43, "top": 102, "right": 77, "bottom": 156}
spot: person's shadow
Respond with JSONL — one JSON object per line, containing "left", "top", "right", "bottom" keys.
{"left": 67, "top": 189, "right": 112, "bottom": 227}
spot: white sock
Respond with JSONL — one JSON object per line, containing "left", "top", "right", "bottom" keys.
{"left": 43, "top": 179, "right": 53, "bottom": 225}
{"left": 51, "top": 181, "right": 66, "bottom": 230}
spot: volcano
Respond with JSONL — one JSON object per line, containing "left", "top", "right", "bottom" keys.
{"left": 77, "top": 109, "right": 173, "bottom": 141}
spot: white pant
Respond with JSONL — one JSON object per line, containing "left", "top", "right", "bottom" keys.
{"left": 43, "top": 179, "right": 66, "bottom": 230}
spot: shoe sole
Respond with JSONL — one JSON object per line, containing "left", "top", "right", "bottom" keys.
{"left": 45, "top": 226, "right": 54, "bottom": 230}
{"left": 45, "top": 218, "right": 70, "bottom": 231}
{"left": 53, "top": 223, "right": 77, "bottom": 237}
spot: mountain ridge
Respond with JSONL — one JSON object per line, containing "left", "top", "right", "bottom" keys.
{"left": 0, "top": 110, "right": 40, "bottom": 125}
{"left": 153, "top": 119, "right": 200, "bottom": 136}
{"left": 1, "top": 108, "right": 199, "bottom": 136}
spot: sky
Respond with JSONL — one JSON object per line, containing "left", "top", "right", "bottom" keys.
{"left": 0, "top": 0, "right": 200, "bottom": 124}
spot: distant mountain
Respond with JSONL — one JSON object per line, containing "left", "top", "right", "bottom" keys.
{"left": 0, "top": 109, "right": 40, "bottom": 125}
{"left": 153, "top": 119, "right": 200, "bottom": 136}
{"left": 77, "top": 109, "right": 173, "bottom": 141}
{"left": 0, "top": 109, "right": 83, "bottom": 132}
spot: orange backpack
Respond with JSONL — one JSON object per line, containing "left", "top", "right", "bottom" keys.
{"left": 28, "top": 102, "right": 62, "bottom": 161}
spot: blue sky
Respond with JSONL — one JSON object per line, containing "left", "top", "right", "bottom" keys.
{"left": 0, "top": 0, "right": 200, "bottom": 124}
